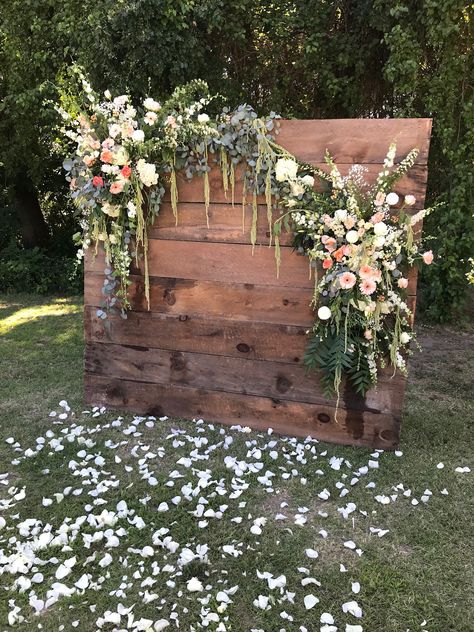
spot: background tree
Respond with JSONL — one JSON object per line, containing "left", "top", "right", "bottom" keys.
{"left": 0, "top": 0, "right": 472, "bottom": 320}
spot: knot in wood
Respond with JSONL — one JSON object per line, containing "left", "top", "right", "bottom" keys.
{"left": 276, "top": 374, "right": 291, "bottom": 393}
{"left": 236, "top": 342, "right": 251, "bottom": 353}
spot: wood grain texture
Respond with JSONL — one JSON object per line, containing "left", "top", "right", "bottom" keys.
{"left": 85, "top": 273, "right": 315, "bottom": 326}
{"left": 148, "top": 202, "right": 293, "bottom": 246}
{"left": 84, "top": 306, "right": 309, "bottom": 364}
{"left": 84, "top": 373, "right": 401, "bottom": 449}
{"left": 86, "top": 240, "right": 314, "bottom": 289}
{"left": 85, "top": 341, "right": 406, "bottom": 414}
{"left": 275, "top": 118, "right": 432, "bottom": 164}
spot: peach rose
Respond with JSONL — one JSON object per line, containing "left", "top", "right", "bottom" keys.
{"left": 374, "top": 191, "right": 386, "bottom": 206}
{"left": 370, "top": 212, "right": 384, "bottom": 224}
{"left": 397, "top": 277, "right": 409, "bottom": 288}
{"left": 83, "top": 155, "right": 95, "bottom": 167}
{"left": 100, "top": 149, "right": 113, "bottom": 163}
{"left": 422, "top": 250, "right": 433, "bottom": 265}
{"left": 322, "top": 258, "right": 333, "bottom": 270}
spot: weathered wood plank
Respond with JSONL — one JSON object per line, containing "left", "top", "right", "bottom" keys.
{"left": 86, "top": 240, "right": 314, "bottom": 289}
{"left": 148, "top": 202, "right": 293, "bottom": 246}
{"left": 84, "top": 373, "right": 401, "bottom": 449}
{"left": 84, "top": 307, "right": 308, "bottom": 364}
{"left": 275, "top": 118, "right": 432, "bottom": 164}
{"left": 84, "top": 274, "right": 315, "bottom": 326}
{"left": 85, "top": 341, "right": 406, "bottom": 415}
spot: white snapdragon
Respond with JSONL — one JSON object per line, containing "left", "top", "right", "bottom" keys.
{"left": 136, "top": 159, "right": 158, "bottom": 187}
{"left": 275, "top": 158, "right": 298, "bottom": 182}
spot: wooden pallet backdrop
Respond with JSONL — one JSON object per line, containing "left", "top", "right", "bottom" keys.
{"left": 84, "top": 118, "right": 432, "bottom": 448}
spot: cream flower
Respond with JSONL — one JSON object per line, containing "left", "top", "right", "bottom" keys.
{"left": 373, "top": 221, "right": 388, "bottom": 236}
{"left": 136, "top": 159, "right": 158, "bottom": 187}
{"left": 300, "top": 174, "right": 315, "bottom": 187}
{"left": 275, "top": 158, "right": 298, "bottom": 182}
{"left": 143, "top": 98, "right": 161, "bottom": 112}
{"left": 386, "top": 192, "right": 399, "bottom": 206}
{"left": 197, "top": 113, "right": 210, "bottom": 123}
{"left": 132, "top": 129, "right": 145, "bottom": 143}
{"left": 317, "top": 306, "right": 332, "bottom": 320}
{"left": 346, "top": 230, "right": 359, "bottom": 244}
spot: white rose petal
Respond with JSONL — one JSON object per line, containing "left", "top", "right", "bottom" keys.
{"left": 373, "top": 221, "right": 388, "bottom": 236}
{"left": 186, "top": 577, "right": 203, "bottom": 592}
{"left": 144, "top": 98, "right": 161, "bottom": 112}
{"left": 304, "top": 594, "right": 320, "bottom": 609}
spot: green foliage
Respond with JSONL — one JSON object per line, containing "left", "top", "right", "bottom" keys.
{"left": 0, "top": 241, "right": 82, "bottom": 295}
{"left": 0, "top": 0, "right": 472, "bottom": 318}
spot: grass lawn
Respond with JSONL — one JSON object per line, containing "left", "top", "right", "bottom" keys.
{"left": 0, "top": 293, "right": 472, "bottom": 632}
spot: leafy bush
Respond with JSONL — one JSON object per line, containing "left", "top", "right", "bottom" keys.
{"left": 0, "top": 241, "right": 82, "bottom": 295}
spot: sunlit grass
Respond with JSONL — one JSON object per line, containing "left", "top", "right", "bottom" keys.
{"left": 0, "top": 298, "right": 82, "bottom": 336}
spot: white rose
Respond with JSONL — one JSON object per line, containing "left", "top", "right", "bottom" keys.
{"left": 386, "top": 192, "right": 399, "bottom": 206}
{"left": 400, "top": 332, "right": 411, "bottom": 344}
{"left": 197, "top": 113, "right": 210, "bottom": 124}
{"left": 346, "top": 230, "right": 359, "bottom": 244}
{"left": 374, "top": 236, "right": 386, "bottom": 248}
{"left": 143, "top": 98, "right": 161, "bottom": 112}
{"left": 404, "top": 194, "right": 416, "bottom": 206}
{"left": 132, "top": 129, "right": 145, "bottom": 143}
{"left": 300, "top": 175, "right": 314, "bottom": 188}
{"left": 275, "top": 158, "right": 298, "bottom": 182}
{"left": 373, "top": 221, "right": 388, "bottom": 236}
{"left": 335, "top": 209, "right": 347, "bottom": 222}
{"left": 317, "top": 306, "right": 332, "bottom": 320}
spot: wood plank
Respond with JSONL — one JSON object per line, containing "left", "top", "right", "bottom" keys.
{"left": 149, "top": 202, "right": 293, "bottom": 246}
{"left": 164, "top": 162, "right": 429, "bottom": 208}
{"left": 275, "top": 118, "right": 432, "bottom": 165}
{"left": 85, "top": 341, "right": 406, "bottom": 415}
{"left": 86, "top": 240, "right": 314, "bottom": 289}
{"left": 84, "top": 373, "right": 401, "bottom": 449}
{"left": 84, "top": 307, "right": 308, "bottom": 364}
{"left": 85, "top": 273, "right": 315, "bottom": 326}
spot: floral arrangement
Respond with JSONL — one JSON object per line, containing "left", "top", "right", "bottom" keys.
{"left": 272, "top": 148, "right": 433, "bottom": 399}
{"left": 62, "top": 79, "right": 433, "bottom": 401}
